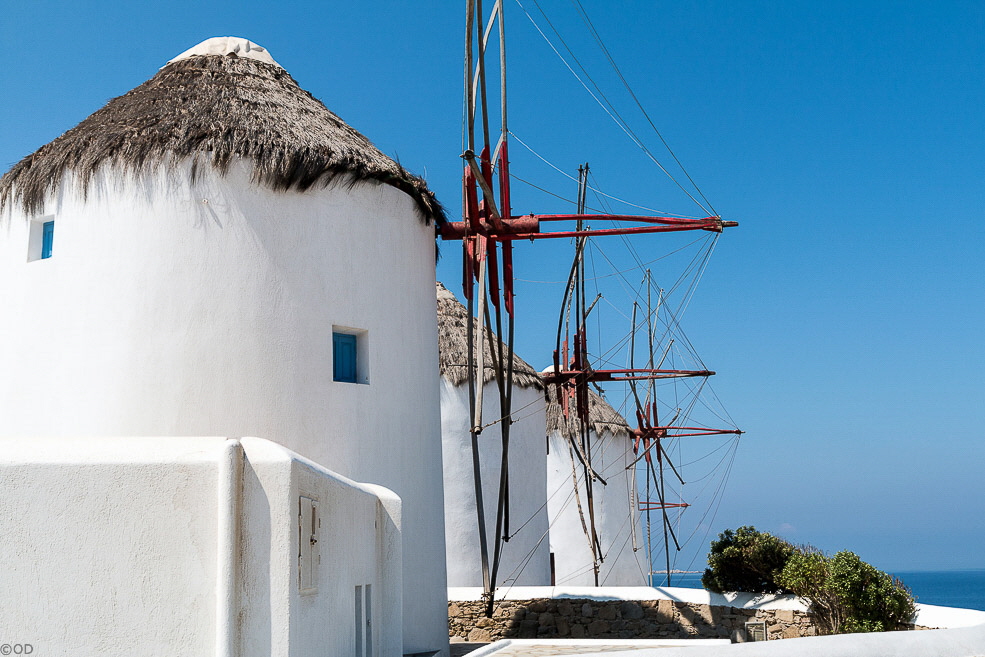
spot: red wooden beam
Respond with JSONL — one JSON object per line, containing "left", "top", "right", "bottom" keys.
{"left": 639, "top": 502, "right": 690, "bottom": 510}
{"left": 633, "top": 427, "right": 744, "bottom": 439}
{"left": 542, "top": 368, "right": 714, "bottom": 385}
{"left": 439, "top": 214, "right": 737, "bottom": 241}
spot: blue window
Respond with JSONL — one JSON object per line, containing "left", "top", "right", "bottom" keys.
{"left": 333, "top": 332, "right": 358, "bottom": 383}
{"left": 41, "top": 221, "right": 54, "bottom": 259}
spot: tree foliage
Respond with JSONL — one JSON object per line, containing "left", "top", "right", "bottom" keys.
{"left": 702, "top": 528, "right": 917, "bottom": 635}
{"left": 778, "top": 547, "right": 843, "bottom": 634}
{"left": 823, "top": 551, "right": 916, "bottom": 633}
{"left": 701, "top": 526, "right": 795, "bottom": 595}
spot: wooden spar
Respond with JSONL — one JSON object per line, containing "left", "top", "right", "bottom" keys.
{"left": 476, "top": 0, "right": 491, "bottom": 154}
{"left": 467, "top": 249, "right": 492, "bottom": 595}
{"left": 440, "top": 215, "right": 737, "bottom": 241}
{"left": 463, "top": 0, "right": 494, "bottom": 606}
{"left": 465, "top": 0, "right": 475, "bottom": 153}
{"left": 454, "top": 0, "right": 742, "bottom": 597}
{"left": 462, "top": 0, "right": 520, "bottom": 617}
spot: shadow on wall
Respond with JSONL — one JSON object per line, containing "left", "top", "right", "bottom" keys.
{"left": 448, "top": 598, "right": 826, "bottom": 643}
{"left": 241, "top": 456, "right": 273, "bottom": 652}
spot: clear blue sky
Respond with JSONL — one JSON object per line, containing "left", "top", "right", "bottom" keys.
{"left": 2, "top": 1, "right": 982, "bottom": 574}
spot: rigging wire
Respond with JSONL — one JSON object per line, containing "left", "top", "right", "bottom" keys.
{"left": 568, "top": 0, "right": 719, "bottom": 217}
{"left": 508, "top": 130, "right": 705, "bottom": 219}
{"left": 512, "top": 0, "right": 713, "bottom": 215}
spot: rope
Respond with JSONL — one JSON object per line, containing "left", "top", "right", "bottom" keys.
{"left": 569, "top": 0, "right": 720, "bottom": 217}
{"left": 508, "top": 130, "right": 704, "bottom": 218}
{"left": 512, "top": 0, "right": 713, "bottom": 215}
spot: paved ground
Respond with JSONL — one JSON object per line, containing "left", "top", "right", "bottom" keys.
{"left": 467, "top": 645, "right": 668, "bottom": 656}
{"left": 449, "top": 641, "right": 699, "bottom": 656}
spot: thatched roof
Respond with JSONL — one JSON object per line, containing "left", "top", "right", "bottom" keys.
{"left": 0, "top": 40, "right": 445, "bottom": 224}
{"left": 437, "top": 282, "right": 543, "bottom": 389}
{"left": 544, "top": 382, "right": 631, "bottom": 439}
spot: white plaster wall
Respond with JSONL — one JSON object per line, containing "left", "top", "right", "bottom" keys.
{"left": 546, "top": 429, "right": 647, "bottom": 587}
{"left": 0, "top": 437, "right": 220, "bottom": 655}
{"left": 441, "top": 378, "right": 551, "bottom": 587}
{"left": 238, "top": 437, "right": 403, "bottom": 657}
{"left": 0, "top": 436, "right": 402, "bottom": 657}
{"left": 0, "top": 160, "right": 447, "bottom": 656}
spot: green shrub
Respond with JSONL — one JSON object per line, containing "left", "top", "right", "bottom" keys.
{"left": 828, "top": 551, "right": 916, "bottom": 633}
{"left": 778, "top": 547, "right": 842, "bottom": 634}
{"left": 703, "top": 528, "right": 917, "bottom": 635}
{"left": 701, "top": 526, "right": 795, "bottom": 594}
{"left": 779, "top": 549, "right": 916, "bottom": 634}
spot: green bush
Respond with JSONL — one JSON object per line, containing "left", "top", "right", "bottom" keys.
{"left": 778, "top": 547, "right": 842, "bottom": 635}
{"left": 701, "top": 526, "right": 795, "bottom": 595}
{"left": 703, "top": 528, "right": 917, "bottom": 635}
{"left": 779, "top": 549, "right": 916, "bottom": 634}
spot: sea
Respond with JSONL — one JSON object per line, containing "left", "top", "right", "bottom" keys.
{"left": 650, "top": 569, "right": 985, "bottom": 612}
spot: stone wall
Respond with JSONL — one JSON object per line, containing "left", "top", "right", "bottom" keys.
{"left": 449, "top": 598, "right": 818, "bottom": 643}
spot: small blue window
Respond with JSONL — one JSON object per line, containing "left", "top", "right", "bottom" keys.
{"left": 333, "top": 332, "right": 358, "bottom": 383}
{"left": 41, "top": 221, "right": 54, "bottom": 259}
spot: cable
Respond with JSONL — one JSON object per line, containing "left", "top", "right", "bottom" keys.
{"left": 569, "top": 0, "right": 719, "bottom": 217}
{"left": 512, "top": 0, "right": 713, "bottom": 215}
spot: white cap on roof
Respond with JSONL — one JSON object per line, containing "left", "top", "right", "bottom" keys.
{"left": 167, "top": 36, "right": 282, "bottom": 69}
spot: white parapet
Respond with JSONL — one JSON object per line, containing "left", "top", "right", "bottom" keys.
{"left": 0, "top": 436, "right": 402, "bottom": 657}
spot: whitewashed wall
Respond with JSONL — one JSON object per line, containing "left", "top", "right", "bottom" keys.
{"left": 0, "top": 160, "right": 447, "bottom": 656}
{"left": 0, "top": 436, "right": 402, "bottom": 657}
{"left": 441, "top": 378, "right": 551, "bottom": 587}
{"left": 547, "top": 429, "right": 647, "bottom": 586}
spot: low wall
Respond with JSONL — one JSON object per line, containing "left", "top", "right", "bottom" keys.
{"left": 449, "top": 598, "right": 817, "bottom": 642}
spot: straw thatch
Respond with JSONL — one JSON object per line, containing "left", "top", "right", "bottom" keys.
{"left": 0, "top": 53, "right": 445, "bottom": 224}
{"left": 544, "top": 382, "right": 631, "bottom": 440}
{"left": 437, "top": 282, "right": 543, "bottom": 389}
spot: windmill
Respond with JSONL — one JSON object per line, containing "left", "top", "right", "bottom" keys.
{"left": 441, "top": 0, "right": 740, "bottom": 612}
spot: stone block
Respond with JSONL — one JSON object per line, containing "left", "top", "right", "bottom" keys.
{"left": 782, "top": 625, "right": 801, "bottom": 639}
{"left": 448, "top": 603, "right": 460, "bottom": 617}
{"left": 467, "top": 628, "right": 491, "bottom": 642}
{"left": 620, "top": 601, "right": 644, "bottom": 620}
{"left": 538, "top": 613, "right": 555, "bottom": 628}
{"left": 689, "top": 603, "right": 715, "bottom": 626}
{"left": 776, "top": 609, "right": 795, "bottom": 623}
{"left": 556, "top": 618, "right": 570, "bottom": 636}
{"left": 581, "top": 603, "right": 594, "bottom": 618}
{"left": 587, "top": 620, "right": 611, "bottom": 635}
{"left": 476, "top": 617, "right": 496, "bottom": 628}
{"left": 570, "top": 623, "right": 586, "bottom": 638}
{"left": 518, "top": 620, "right": 539, "bottom": 638}
{"left": 528, "top": 600, "right": 548, "bottom": 613}
{"left": 599, "top": 605, "right": 617, "bottom": 620}
{"left": 558, "top": 601, "right": 574, "bottom": 616}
